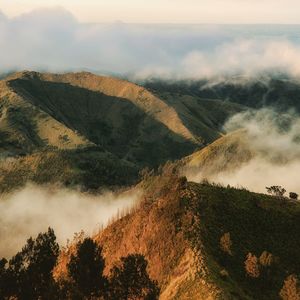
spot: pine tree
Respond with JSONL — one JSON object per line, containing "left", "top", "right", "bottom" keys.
{"left": 67, "top": 237, "right": 107, "bottom": 298}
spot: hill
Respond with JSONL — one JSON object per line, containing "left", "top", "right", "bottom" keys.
{"left": 54, "top": 170, "right": 300, "bottom": 299}
{"left": 144, "top": 76, "right": 300, "bottom": 113}
{"left": 0, "top": 71, "right": 245, "bottom": 192}
{"left": 179, "top": 130, "right": 254, "bottom": 181}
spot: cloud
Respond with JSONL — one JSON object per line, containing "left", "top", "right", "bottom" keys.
{"left": 1, "top": 8, "right": 300, "bottom": 79}
{"left": 186, "top": 109, "right": 300, "bottom": 194}
{"left": 0, "top": 184, "right": 141, "bottom": 258}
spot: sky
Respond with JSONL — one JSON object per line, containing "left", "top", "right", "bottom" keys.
{"left": 1, "top": 6, "right": 300, "bottom": 78}
{"left": 1, "top": 0, "right": 300, "bottom": 24}
{"left": 1, "top": 4, "right": 300, "bottom": 77}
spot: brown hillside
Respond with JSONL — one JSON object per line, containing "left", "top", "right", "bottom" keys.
{"left": 54, "top": 171, "right": 300, "bottom": 300}
{"left": 54, "top": 173, "right": 224, "bottom": 300}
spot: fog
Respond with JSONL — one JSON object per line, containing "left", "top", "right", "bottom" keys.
{"left": 2, "top": 8, "right": 300, "bottom": 79}
{"left": 0, "top": 185, "right": 141, "bottom": 258}
{"left": 187, "top": 109, "right": 300, "bottom": 194}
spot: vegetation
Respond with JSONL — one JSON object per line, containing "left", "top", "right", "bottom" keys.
{"left": 109, "top": 254, "right": 160, "bottom": 300}
{"left": 67, "top": 238, "right": 107, "bottom": 299}
{"left": 280, "top": 274, "right": 300, "bottom": 300}
{"left": 0, "top": 228, "right": 59, "bottom": 300}
{"left": 244, "top": 253, "right": 260, "bottom": 278}
{"left": 289, "top": 192, "right": 299, "bottom": 200}
{"left": 266, "top": 186, "right": 286, "bottom": 197}
{"left": 184, "top": 182, "right": 300, "bottom": 299}
{"left": 0, "top": 230, "right": 159, "bottom": 300}
{"left": 0, "top": 146, "right": 138, "bottom": 193}
{"left": 220, "top": 232, "right": 233, "bottom": 256}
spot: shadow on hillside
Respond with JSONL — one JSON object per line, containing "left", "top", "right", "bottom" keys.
{"left": 9, "top": 78, "right": 197, "bottom": 167}
{"left": 145, "top": 82, "right": 246, "bottom": 144}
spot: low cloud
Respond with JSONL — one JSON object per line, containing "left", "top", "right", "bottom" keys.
{"left": 0, "top": 184, "right": 141, "bottom": 258}
{"left": 1, "top": 8, "right": 300, "bottom": 79}
{"left": 187, "top": 109, "right": 300, "bottom": 194}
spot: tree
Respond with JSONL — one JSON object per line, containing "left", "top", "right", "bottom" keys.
{"left": 245, "top": 253, "right": 260, "bottom": 278}
{"left": 289, "top": 192, "right": 299, "bottom": 200}
{"left": 7, "top": 227, "right": 59, "bottom": 300}
{"left": 0, "top": 258, "right": 9, "bottom": 299}
{"left": 220, "top": 232, "right": 233, "bottom": 256}
{"left": 67, "top": 237, "right": 107, "bottom": 299}
{"left": 266, "top": 186, "right": 286, "bottom": 197}
{"left": 109, "top": 254, "right": 159, "bottom": 300}
{"left": 280, "top": 274, "right": 300, "bottom": 300}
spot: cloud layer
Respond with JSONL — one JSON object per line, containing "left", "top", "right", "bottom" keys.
{"left": 187, "top": 109, "right": 300, "bottom": 194}
{"left": 1, "top": 8, "right": 300, "bottom": 79}
{"left": 0, "top": 185, "right": 140, "bottom": 258}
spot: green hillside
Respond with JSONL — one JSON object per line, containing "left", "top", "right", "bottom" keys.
{"left": 144, "top": 76, "right": 300, "bottom": 113}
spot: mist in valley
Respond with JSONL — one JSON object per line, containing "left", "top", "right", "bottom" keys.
{"left": 187, "top": 108, "right": 300, "bottom": 195}
{"left": 0, "top": 185, "right": 141, "bottom": 258}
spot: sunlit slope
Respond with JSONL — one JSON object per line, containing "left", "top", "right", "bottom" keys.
{"left": 0, "top": 78, "right": 90, "bottom": 157}
{"left": 55, "top": 172, "right": 300, "bottom": 299}
{"left": 6, "top": 71, "right": 199, "bottom": 166}
{"left": 180, "top": 130, "right": 254, "bottom": 180}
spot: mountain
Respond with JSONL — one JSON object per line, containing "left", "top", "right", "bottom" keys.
{"left": 0, "top": 71, "right": 245, "bottom": 192}
{"left": 54, "top": 171, "right": 300, "bottom": 299}
{"left": 2, "top": 71, "right": 300, "bottom": 299}
{"left": 144, "top": 75, "right": 300, "bottom": 113}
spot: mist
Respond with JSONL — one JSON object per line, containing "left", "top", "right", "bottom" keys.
{"left": 2, "top": 8, "right": 300, "bottom": 79}
{"left": 187, "top": 109, "right": 300, "bottom": 194}
{"left": 0, "top": 184, "right": 141, "bottom": 258}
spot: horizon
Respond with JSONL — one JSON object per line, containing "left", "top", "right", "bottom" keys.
{"left": 2, "top": 1, "right": 300, "bottom": 24}
{"left": 1, "top": 7, "right": 300, "bottom": 79}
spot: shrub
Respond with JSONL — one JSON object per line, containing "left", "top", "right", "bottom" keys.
{"left": 289, "top": 192, "right": 299, "bottom": 200}
{"left": 220, "top": 232, "right": 233, "bottom": 256}
{"left": 259, "top": 251, "right": 276, "bottom": 267}
{"left": 245, "top": 253, "right": 260, "bottom": 278}
{"left": 280, "top": 274, "right": 300, "bottom": 300}
{"left": 266, "top": 186, "right": 286, "bottom": 197}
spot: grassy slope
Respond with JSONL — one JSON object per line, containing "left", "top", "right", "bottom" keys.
{"left": 0, "top": 146, "right": 138, "bottom": 193}
{"left": 178, "top": 130, "right": 254, "bottom": 182}
{"left": 144, "top": 76, "right": 300, "bottom": 113}
{"left": 187, "top": 182, "right": 300, "bottom": 300}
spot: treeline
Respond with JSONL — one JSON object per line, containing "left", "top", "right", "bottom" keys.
{"left": 0, "top": 228, "right": 159, "bottom": 300}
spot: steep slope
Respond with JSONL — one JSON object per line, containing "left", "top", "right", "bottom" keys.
{"left": 6, "top": 71, "right": 199, "bottom": 166}
{"left": 55, "top": 171, "right": 300, "bottom": 299}
{"left": 0, "top": 78, "right": 90, "bottom": 157}
{"left": 148, "top": 90, "right": 246, "bottom": 143}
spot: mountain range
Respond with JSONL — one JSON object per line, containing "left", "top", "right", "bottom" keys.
{"left": 1, "top": 71, "right": 300, "bottom": 299}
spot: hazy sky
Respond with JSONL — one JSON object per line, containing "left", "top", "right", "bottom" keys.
{"left": 1, "top": 0, "right": 300, "bottom": 23}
